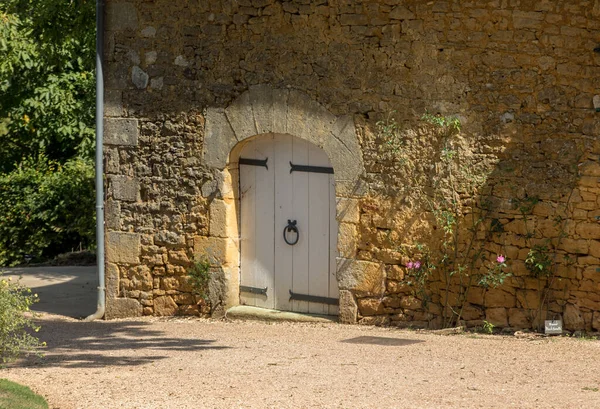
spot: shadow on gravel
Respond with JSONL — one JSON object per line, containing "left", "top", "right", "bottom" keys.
{"left": 15, "top": 319, "right": 230, "bottom": 369}
{"left": 341, "top": 336, "right": 425, "bottom": 346}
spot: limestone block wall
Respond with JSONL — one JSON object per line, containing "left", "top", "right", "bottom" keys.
{"left": 103, "top": 0, "right": 600, "bottom": 330}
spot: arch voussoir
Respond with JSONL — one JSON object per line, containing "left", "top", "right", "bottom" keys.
{"left": 205, "top": 84, "right": 365, "bottom": 185}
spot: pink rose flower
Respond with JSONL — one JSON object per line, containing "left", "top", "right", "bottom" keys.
{"left": 496, "top": 255, "right": 506, "bottom": 263}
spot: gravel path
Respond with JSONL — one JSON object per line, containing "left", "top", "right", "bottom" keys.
{"left": 4, "top": 314, "right": 600, "bottom": 409}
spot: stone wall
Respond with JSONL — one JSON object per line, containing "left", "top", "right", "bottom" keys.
{"left": 103, "top": 0, "right": 600, "bottom": 331}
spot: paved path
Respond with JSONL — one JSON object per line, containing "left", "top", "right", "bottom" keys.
{"left": 1, "top": 266, "right": 97, "bottom": 318}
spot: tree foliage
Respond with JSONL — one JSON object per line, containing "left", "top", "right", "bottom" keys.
{"left": 0, "top": 1, "right": 96, "bottom": 265}
{"left": 0, "top": 0, "right": 95, "bottom": 173}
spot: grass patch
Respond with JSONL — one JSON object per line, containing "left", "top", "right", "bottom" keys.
{"left": 0, "top": 379, "right": 48, "bottom": 409}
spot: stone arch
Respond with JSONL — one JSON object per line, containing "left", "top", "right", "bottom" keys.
{"left": 202, "top": 85, "right": 367, "bottom": 322}
{"left": 204, "top": 84, "right": 364, "bottom": 186}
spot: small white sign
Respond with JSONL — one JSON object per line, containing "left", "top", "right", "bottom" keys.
{"left": 545, "top": 320, "right": 563, "bottom": 335}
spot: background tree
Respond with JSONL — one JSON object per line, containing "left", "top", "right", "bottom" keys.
{"left": 0, "top": 0, "right": 96, "bottom": 266}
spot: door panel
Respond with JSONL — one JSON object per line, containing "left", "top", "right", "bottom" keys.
{"left": 239, "top": 137, "right": 274, "bottom": 308}
{"left": 274, "top": 134, "right": 293, "bottom": 311}
{"left": 239, "top": 134, "right": 338, "bottom": 314}
{"left": 239, "top": 139, "right": 257, "bottom": 307}
{"left": 290, "top": 138, "right": 310, "bottom": 313}
{"left": 252, "top": 137, "right": 275, "bottom": 309}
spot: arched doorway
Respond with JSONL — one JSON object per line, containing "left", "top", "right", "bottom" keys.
{"left": 203, "top": 85, "right": 368, "bottom": 322}
{"left": 238, "top": 134, "right": 338, "bottom": 315}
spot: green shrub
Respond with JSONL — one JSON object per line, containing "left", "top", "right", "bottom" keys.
{"left": 482, "top": 320, "right": 495, "bottom": 334}
{"left": 0, "top": 156, "right": 95, "bottom": 266}
{"left": 0, "top": 275, "right": 45, "bottom": 365}
{"left": 187, "top": 258, "right": 211, "bottom": 301}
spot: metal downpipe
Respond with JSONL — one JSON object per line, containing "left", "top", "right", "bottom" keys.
{"left": 85, "top": 0, "right": 105, "bottom": 321}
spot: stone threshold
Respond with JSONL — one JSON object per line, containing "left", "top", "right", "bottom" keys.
{"left": 225, "top": 305, "right": 338, "bottom": 324}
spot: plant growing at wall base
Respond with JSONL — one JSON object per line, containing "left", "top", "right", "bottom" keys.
{"left": 187, "top": 257, "right": 211, "bottom": 301}
{"left": 512, "top": 147, "right": 584, "bottom": 331}
{"left": 482, "top": 320, "right": 495, "bottom": 334}
{"left": 404, "top": 245, "right": 435, "bottom": 307}
{"left": 0, "top": 274, "right": 45, "bottom": 365}
{"left": 379, "top": 110, "right": 509, "bottom": 328}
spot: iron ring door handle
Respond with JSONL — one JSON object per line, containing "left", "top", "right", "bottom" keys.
{"left": 283, "top": 220, "right": 299, "bottom": 245}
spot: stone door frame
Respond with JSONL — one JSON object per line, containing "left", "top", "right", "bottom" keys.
{"left": 201, "top": 85, "right": 368, "bottom": 322}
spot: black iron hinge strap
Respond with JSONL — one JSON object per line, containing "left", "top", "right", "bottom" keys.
{"left": 240, "top": 157, "right": 268, "bottom": 169}
{"left": 289, "top": 162, "right": 334, "bottom": 174}
{"left": 289, "top": 290, "right": 338, "bottom": 305}
{"left": 240, "top": 285, "right": 268, "bottom": 296}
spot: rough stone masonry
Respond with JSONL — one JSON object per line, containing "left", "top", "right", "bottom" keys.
{"left": 102, "top": 0, "right": 600, "bottom": 331}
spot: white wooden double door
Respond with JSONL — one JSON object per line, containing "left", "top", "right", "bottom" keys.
{"left": 239, "top": 134, "right": 339, "bottom": 315}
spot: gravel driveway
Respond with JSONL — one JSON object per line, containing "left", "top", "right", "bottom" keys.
{"left": 4, "top": 314, "right": 600, "bottom": 409}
